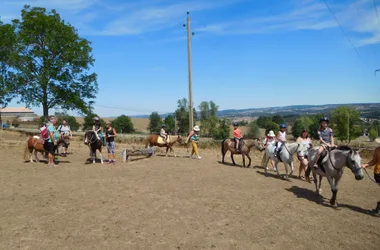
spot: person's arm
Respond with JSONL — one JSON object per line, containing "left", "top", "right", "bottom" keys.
{"left": 185, "top": 131, "right": 193, "bottom": 143}
{"left": 296, "top": 137, "right": 301, "bottom": 144}
{"left": 113, "top": 128, "right": 117, "bottom": 137}
{"left": 49, "top": 128, "right": 56, "bottom": 144}
{"left": 97, "top": 126, "right": 102, "bottom": 133}
{"left": 330, "top": 129, "right": 335, "bottom": 147}
{"left": 362, "top": 147, "right": 379, "bottom": 168}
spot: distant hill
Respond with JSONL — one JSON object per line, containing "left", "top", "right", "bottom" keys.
{"left": 128, "top": 103, "right": 380, "bottom": 119}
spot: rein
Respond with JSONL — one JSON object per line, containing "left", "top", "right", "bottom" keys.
{"left": 86, "top": 132, "right": 98, "bottom": 145}
{"left": 328, "top": 150, "right": 340, "bottom": 171}
{"left": 364, "top": 168, "right": 380, "bottom": 185}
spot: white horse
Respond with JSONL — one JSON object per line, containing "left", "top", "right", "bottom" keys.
{"left": 262, "top": 142, "right": 299, "bottom": 179}
{"left": 305, "top": 146, "right": 364, "bottom": 207}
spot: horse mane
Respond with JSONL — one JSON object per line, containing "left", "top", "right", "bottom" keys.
{"left": 335, "top": 145, "right": 352, "bottom": 151}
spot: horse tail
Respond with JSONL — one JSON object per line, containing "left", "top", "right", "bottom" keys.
{"left": 23, "top": 138, "right": 30, "bottom": 161}
{"left": 221, "top": 139, "right": 226, "bottom": 155}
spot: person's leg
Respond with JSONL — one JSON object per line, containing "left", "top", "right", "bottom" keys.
{"left": 313, "top": 146, "right": 324, "bottom": 168}
{"left": 112, "top": 142, "right": 116, "bottom": 164}
{"left": 192, "top": 141, "right": 200, "bottom": 159}
{"left": 107, "top": 142, "right": 112, "bottom": 163}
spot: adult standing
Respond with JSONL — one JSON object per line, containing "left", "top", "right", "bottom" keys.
{"left": 57, "top": 119, "right": 72, "bottom": 155}
{"left": 361, "top": 138, "right": 380, "bottom": 215}
{"left": 105, "top": 121, "right": 117, "bottom": 164}
{"left": 186, "top": 126, "right": 201, "bottom": 159}
{"left": 296, "top": 129, "right": 312, "bottom": 180}
{"left": 44, "top": 115, "right": 59, "bottom": 167}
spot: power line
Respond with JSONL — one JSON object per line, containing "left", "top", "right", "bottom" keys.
{"left": 323, "top": 0, "right": 369, "bottom": 69}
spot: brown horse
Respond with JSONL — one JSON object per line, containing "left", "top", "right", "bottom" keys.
{"left": 221, "top": 138, "right": 263, "bottom": 168}
{"left": 23, "top": 134, "right": 70, "bottom": 163}
{"left": 145, "top": 134, "right": 183, "bottom": 157}
{"left": 84, "top": 130, "right": 103, "bottom": 164}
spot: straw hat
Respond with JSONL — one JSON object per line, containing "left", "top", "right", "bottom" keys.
{"left": 106, "top": 121, "right": 111, "bottom": 125}
{"left": 375, "top": 138, "right": 380, "bottom": 144}
{"left": 193, "top": 125, "right": 200, "bottom": 131}
{"left": 267, "top": 130, "right": 275, "bottom": 137}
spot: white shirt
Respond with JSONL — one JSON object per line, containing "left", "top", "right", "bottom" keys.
{"left": 58, "top": 124, "right": 70, "bottom": 134}
{"left": 278, "top": 131, "right": 286, "bottom": 141}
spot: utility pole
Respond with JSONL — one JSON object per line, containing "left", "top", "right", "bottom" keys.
{"left": 347, "top": 111, "right": 350, "bottom": 143}
{"left": 184, "top": 12, "right": 194, "bottom": 132}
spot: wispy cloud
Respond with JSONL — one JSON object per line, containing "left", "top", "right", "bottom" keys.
{"left": 1, "top": 0, "right": 380, "bottom": 47}
{"left": 193, "top": 0, "right": 380, "bottom": 47}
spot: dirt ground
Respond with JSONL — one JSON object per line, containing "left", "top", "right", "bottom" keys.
{"left": 0, "top": 130, "right": 379, "bottom": 250}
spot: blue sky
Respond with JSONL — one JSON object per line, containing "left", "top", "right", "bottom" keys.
{"left": 1, "top": 0, "right": 379, "bottom": 117}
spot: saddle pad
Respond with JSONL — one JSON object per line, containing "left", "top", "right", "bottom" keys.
{"left": 37, "top": 138, "right": 45, "bottom": 144}
{"left": 157, "top": 136, "right": 170, "bottom": 144}
{"left": 33, "top": 135, "right": 40, "bottom": 139}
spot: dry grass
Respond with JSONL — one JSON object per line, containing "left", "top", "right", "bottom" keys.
{"left": 0, "top": 130, "right": 379, "bottom": 250}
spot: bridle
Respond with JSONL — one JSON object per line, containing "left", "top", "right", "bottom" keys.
{"left": 85, "top": 131, "right": 98, "bottom": 145}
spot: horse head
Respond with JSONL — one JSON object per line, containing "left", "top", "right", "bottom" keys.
{"left": 347, "top": 149, "right": 364, "bottom": 181}
{"left": 254, "top": 138, "right": 264, "bottom": 151}
{"left": 60, "top": 132, "right": 70, "bottom": 145}
{"left": 84, "top": 131, "right": 96, "bottom": 145}
{"left": 177, "top": 135, "right": 184, "bottom": 144}
{"left": 297, "top": 143, "right": 312, "bottom": 158}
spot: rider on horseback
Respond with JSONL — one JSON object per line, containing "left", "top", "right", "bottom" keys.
{"left": 274, "top": 124, "right": 287, "bottom": 157}
{"left": 233, "top": 122, "right": 243, "bottom": 153}
{"left": 312, "top": 116, "right": 335, "bottom": 169}
{"left": 160, "top": 124, "right": 168, "bottom": 145}
{"left": 93, "top": 116, "right": 105, "bottom": 146}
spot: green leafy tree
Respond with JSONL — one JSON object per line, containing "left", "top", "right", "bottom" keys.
{"left": 214, "top": 118, "right": 230, "bottom": 140}
{"left": 0, "top": 21, "right": 17, "bottom": 124}
{"left": 175, "top": 98, "right": 197, "bottom": 134}
{"left": 331, "top": 106, "right": 361, "bottom": 143}
{"left": 82, "top": 113, "right": 105, "bottom": 131}
{"left": 245, "top": 120, "right": 261, "bottom": 138}
{"left": 148, "top": 112, "right": 162, "bottom": 133}
{"left": 369, "top": 128, "right": 377, "bottom": 141}
{"left": 272, "top": 115, "right": 284, "bottom": 125}
{"left": 112, "top": 115, "right": 134, "bottom": 133}
{"left": 10, "top": 5, "right": 98, "bottom": 118}
{"left": 164, "top": 115, "right": 176, "bottom": 134}
{"left": 291, "top": 116, "right": 314, "bottom": 138}
{"left": 198, "top": 100, "right": 219, "bottom": 136}
{"left": 264, "top": 121, "right": 279, "bottom": 135}
{"left": 256, "top": 116, "right": 272, "bottom": 128}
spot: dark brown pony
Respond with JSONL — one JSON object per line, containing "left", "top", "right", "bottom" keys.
{"left": 145, "top": 134, "right": 183, "bottom": 157}
{"left": 221, "top": 138, "right": 263, "bottom": 168}
{"left": 84, "top": 130, "right": 103, "bottom": 164}
{"left": 23, "top": 134, "right": 70, "bottom": 163}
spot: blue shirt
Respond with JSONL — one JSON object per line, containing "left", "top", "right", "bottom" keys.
{"left": 47, "top": 124, "right": 59, "bottom": 143}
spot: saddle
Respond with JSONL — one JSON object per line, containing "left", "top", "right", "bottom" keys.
{"left": 231, "top": 138, "right": 244, "bottom": 152}
{"left": 157, "top": 136, "right": 170, "bottom": 145}
{"left": 316, "top": 148, "right": 332, "bottom": 173}
{"left": 34, "top": 136, "right": 45, "bottom": 145}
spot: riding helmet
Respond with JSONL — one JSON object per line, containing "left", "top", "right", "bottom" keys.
{"left": 233, "top": 122, "right": 239, "bottom": 127}
{"left": 93, "top": 116, "right": 100, "bottom": 121}
{"left": 161, "top": 124, "right": 166, "bottom": 128}
{"left": 280, "top": 123, "right": 286, "bottom": 129}
{"left": 319, "top": 116, "right": 329, "bottom": 123}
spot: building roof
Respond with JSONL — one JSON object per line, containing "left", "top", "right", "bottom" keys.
{"left": 0, "top": 107, "right": 34, "bottom": 113}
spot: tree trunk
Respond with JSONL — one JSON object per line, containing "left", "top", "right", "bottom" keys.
{"left": 43, "top": 89, "right": 49, "bottom": 119}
